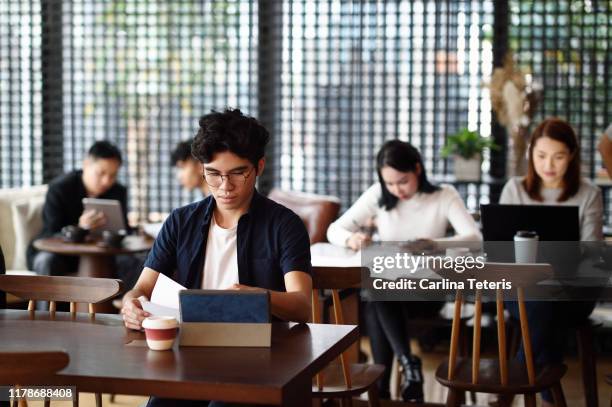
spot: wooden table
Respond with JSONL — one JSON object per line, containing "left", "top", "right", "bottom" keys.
{"left": 0, "top": 310, "right": 358, "bottom": 406}
{"left": 310, "top": 242, "right": 364, "bottom": 363}
{"left": 33, "top": 235, "right": 153, "bottom": 279}
{"left": 312, "top": 242, "right": 612, "bottom": 300}
{"left": 32, "top": 235, "right": 153, "bottom": 312}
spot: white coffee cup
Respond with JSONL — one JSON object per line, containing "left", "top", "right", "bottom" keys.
{"left": 514, "top": 230, "right": 539, "bottom": 263}
{"left": 142, "top": 316, "right": 179, "bottom": 351}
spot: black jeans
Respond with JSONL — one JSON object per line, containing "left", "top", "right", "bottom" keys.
{"left": 32, "top": 251, "right": 79, "bottom": 277}
{"left": 364, "top": 301, "right": 444, "bottom": 394}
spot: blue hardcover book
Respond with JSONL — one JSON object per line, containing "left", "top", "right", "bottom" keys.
{"left": 179, "top": 289, "right": 270, "bottom": 323}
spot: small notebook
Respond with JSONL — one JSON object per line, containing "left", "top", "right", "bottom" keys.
{"left": 179, "top": 289, "right": 270, "bottom": 323}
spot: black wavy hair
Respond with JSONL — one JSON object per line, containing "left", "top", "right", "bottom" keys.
{"left": 376, "top": 140, "right": 439, "bottom": 210}
{"left": 88, "top": 140, "right": 122, "bottom": 164}
{"left": 191, "top": 108, "right": 270, "bottom": 169}
{"left": 170, "top": 140, "right": 194, "bottom": 165}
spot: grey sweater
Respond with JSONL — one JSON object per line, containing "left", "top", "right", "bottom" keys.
{"left": 499, "top": 177, "right": 603, "bottom": 241}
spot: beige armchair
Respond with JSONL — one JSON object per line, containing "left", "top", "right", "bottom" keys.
{"left": 0, "top": 185, "right": 47, "bottom": 272}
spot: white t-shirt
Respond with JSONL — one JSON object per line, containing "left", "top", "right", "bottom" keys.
{"left": 201, "top": 215, "right": 239, "bottom": 289}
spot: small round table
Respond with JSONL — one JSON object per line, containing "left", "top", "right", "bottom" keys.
{"left": 33, "top": 235, "right": 153, "bottom": 312}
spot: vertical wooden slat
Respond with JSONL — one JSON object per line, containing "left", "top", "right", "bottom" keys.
{"left": 472, "top": 289, "right": 482, "bottom": 384}
{"left": 448, "top": 289, "right": 463, "bottom": 380}
{"left": 88, "top": 303, "right": 95, "bottom": 317}
{"left": 332, "top": 289, "right": 351, "bottom": 389}
{"left": 27, "top": 300, "right": 35, "bottom": 311}
{"left": 496, "top": 289, "right": 508, "bottom": 385}
{"left": 331, "top": 290, "right": 345, "bottom": 324}
{"left": 312, "top": 288, "right": 323, "bottom": 390}
{"left": 70, "top": 302, "right": 76, "bottom": 314}
{"left": 517, "top": 286, "right": 535, "bottom": 385}
{"left": 551, "top": 382, "right": 568, "bottom": 407}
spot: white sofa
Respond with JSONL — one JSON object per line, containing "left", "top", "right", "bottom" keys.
{"left": 0, "top": 185, "right": 47, "bottom": 271}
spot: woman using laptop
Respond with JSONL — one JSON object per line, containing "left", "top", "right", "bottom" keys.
{"left": 500, "top": 117, "right": 603, "bottom": 406}
{"left": 501, "top": 117, "right": 603, "bottom": 241}
{"left": 327, "top": 140, "right": 481, "bottom": 402}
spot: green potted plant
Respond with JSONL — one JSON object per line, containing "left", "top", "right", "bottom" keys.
{"left": 441, "top": 128, "right": 499, "bottom": 181}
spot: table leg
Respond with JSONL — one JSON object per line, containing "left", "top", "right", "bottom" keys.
{"left": 77, "top": 255, "right": 117, "bottom": 313}
{"left": 281, "top": 376, "right": 310, "bottom": 407}
{"left": 78, "top": 255, "right": 115, "bottom": 279}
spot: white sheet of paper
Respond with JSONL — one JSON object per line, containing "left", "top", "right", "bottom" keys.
{"left": 137, "top": 273, "right": 187, "bottom": 321}
{"left": 140, "top": 298, "right": 181, "bottom": 321}
{"left": 310, "top": 242, "right": 361, "bottom": 267}
{"left": 150, "top": 273, "right": 186, "bottom": 309}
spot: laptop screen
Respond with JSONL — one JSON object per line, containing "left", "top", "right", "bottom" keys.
{"left": 480, "top": 204, "right": 580, "bottom": 241}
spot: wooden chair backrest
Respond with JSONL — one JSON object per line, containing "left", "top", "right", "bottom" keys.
{"left": 311, "top": 265, "right": 366, "bottom": 390}
{"left": 0, "top": 274, "right": 123, "bottom": 316}
{"left": 447, "top": 262, "right": 553, "bottom": 387}
{"left": 0, "top": 350, "right": 69, "bottom": 384}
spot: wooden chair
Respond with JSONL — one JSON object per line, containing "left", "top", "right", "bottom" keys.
{"left": 311, "top": 265, "right": 385, "bottom": 407}
{"left": 268, "top": 188, "right": 340, "bottom": 244}
{"left": 508, "top": 314, "right": 602, "bottom": 407}
{"left": 435, "top": 263, "right": 568, "bottom": 407}
{"left": 392, "top": 301, "right": 475, "bottom": 401}
{"left": 0, "top": 350, "right": 70, "bottom": 407}
{"left": 0, "top": 274, "right": 123, "bottom": 407}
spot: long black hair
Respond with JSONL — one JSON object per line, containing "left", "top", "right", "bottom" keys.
{"left": 376, "top": 140, "right": 440, "bottom": 210}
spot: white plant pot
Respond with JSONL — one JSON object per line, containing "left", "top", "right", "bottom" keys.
{"left": 453, "top": 154, "right": 481, "bottom": 181}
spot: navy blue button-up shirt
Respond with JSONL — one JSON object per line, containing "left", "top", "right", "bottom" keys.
{"left": 143, "top": 190, "right": 311, "bottom": 291}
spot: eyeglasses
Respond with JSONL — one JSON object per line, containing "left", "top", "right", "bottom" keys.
{"left": 202, "top": 167, "right": 255, "bottom": 188}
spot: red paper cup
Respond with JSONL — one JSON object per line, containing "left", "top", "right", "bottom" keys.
{"left": 142, "top": 316, "right": 179, "bottom": 351}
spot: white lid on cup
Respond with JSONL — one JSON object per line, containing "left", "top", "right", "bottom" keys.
{"left": 515, "top": 230, "right": 538, "bottom": 238}
{"left": 142, "top": 316, "right": 179, "bottom": 330}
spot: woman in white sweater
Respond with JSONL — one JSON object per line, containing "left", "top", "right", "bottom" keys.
{"left": 327, "top": 140, "right": 481, "bottom": 402}
{"left": 500, "top": 117, "right": 603, "bottom": 407}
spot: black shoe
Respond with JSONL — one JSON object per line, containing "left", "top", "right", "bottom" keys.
{"left": 399, "top": 354, "right": 424, "bottom": 403}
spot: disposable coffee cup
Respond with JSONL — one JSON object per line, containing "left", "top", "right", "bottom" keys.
{"left": 514, "top": 230, "right": 539, "bottom": 263}
{"left": 142, "top": 316, "right": 179, "bottom": 351}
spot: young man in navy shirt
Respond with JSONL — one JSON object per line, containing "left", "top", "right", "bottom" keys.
{"left": 121, "top": 109, "right": 312, "bottom": 331}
